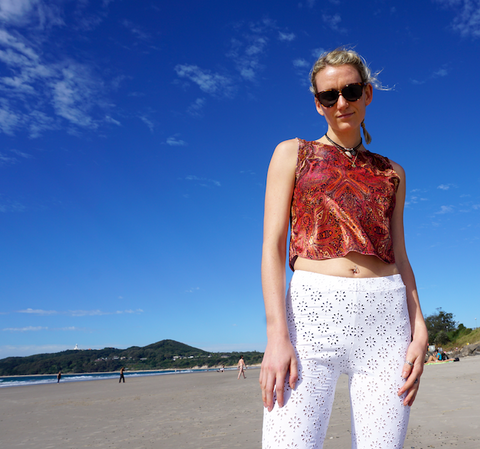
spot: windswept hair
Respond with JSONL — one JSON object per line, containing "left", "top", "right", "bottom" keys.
{"left": 309, "top": 47, "right": 387, "bottom": 95}
{"left": 309, "top": 47, "right": 389, "bottom": 144}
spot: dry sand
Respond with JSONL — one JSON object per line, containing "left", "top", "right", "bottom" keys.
{"left": 1, "top": 357, "right": 479, "bottom": 449}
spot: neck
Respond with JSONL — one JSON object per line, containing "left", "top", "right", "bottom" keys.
{"left": 324, "top": 130, "right": 362, "bottom": 149}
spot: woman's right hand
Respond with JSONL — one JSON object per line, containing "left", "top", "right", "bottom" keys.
{"left": 259, "top": 336, "right": 298, "bottom": 412}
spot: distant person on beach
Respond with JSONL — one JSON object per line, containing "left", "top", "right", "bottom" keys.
{"left": 237, "top": 356, "right": 246, "bottom": 379}
{"left": 427, "top": 351, "right": 441, "bottom": 363}
{"left": 119, "top": 367, "right": 125, "bottom": 383}
{"left": 259, "top": 47, "right": 428, "bottom": 448}
{"left": 57, "top": 371, "right": 62, "bottom": 383}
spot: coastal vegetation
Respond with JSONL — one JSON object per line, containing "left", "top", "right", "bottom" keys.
{"left": 0, "top": 340, "right": 264, "bottom": 376}
{"left": 425, "top": 308, "right": 479, "bottom": 349}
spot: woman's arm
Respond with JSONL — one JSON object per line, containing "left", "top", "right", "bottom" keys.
{"left": 390, "top": 161, "right": 429, "bottom": 406}
{"left": 259, "top": 139, "right": 299, "bottom": 412}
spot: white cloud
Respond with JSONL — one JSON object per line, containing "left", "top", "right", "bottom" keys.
{"left": 435, "top": 205, "right": 454, "bottom": 214}
{"left": 187, "top": 97, "right": 206, "bottom": 117}
{"left": 227, "top": 35, "right": 267, "bottom": 82}
{"left": 435, "top": 0, "right": 480, "bottom": 38}
{"left": 312, "top": 47, "right": 326, "bottom": 59}
{"left": 438, "top": 183, "right": 455, "bottom": 190}
{"left": 185, "top": 175, "right": 221, "bottom": 187}
{"left": 166, "top": 136, "right": 187, "bottom": 146}
{"left": 293, "top": 59, "right": 310, "bottom": 68}
{"left": 3, "top": 326, "right": 48, "bottom": 332}
{"left": 175, "top": 64, "right": 234, "bottom": 96}
{"left": 0, "top": 198, "right": 25, "bottom": 212}
{"left": 433, "top": 68, "right": 448, "bottom": 77}
{"left": 105, "top": 115, "right": 121, "bottom": 126}
{"left": 121, "top": 19, "right": 150, "bottom": 41}
{"left": 0, "top": 28, "right": 111, "bottom": 137}
{"left": 0, "top": 0, "right": 64, "bottom": 28}
{"left": 16, "top": 308, "right": 143, "bottom": 316}
{"left": 139, "top": 115, "right": 154, "bottom": 132}
{"left": 19, "top": 308, "right": 57, "bottom": 315}
{"left": 278, "top": 32, "right": 295, "bottom": 41}
{"left": 322, "top": 13, "right": 346, "bottom": 33}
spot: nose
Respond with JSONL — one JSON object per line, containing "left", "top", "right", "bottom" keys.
{"left": 336, "top": 93, "right": 350, "bottom": 109}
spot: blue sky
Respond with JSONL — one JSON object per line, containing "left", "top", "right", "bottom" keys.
{"left": 1, "top": 0, "right": 479, "bottom": 359}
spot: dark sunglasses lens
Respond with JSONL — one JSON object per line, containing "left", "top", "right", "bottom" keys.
{"left": 342, "top": 84, "right": 363, "bottom": 101}
{"left": 318, "top": 91, "right": 339, "bottom": 107}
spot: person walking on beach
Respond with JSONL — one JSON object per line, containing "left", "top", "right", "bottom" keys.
{"left": 237, "top": 356, "right": 247, "bottom": 379}
{"left": 259, "top": 47, "right": 428, "bottom": 448}
{"left": 119, "top": 367, "right": 125, "bottom": 383}
{"left": 57, "top": 371, "right": 62, "bottom": 383}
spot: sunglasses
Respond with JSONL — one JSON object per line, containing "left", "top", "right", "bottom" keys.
{"left": 315, "top": 82, "right": 365, "bottom": 108}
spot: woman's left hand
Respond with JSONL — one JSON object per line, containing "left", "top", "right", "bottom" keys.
{"left": 398, "top": 339, "right": 425, "bottom": 406}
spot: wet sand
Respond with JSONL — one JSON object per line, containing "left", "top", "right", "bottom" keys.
{"left": 1, "top": 357, "right": 479, "bottom": 448}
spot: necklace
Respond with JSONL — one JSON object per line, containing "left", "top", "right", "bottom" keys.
{"left": 325, "top": 134, "right": 362, "bottom": 167}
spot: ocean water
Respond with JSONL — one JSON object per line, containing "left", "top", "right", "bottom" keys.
{"left": 0, "top": 367, "right": 234, "bottom": 388}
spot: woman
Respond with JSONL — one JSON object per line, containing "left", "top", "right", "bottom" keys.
{"left": 259, "top": 48, "right": 428, "bottom": 449}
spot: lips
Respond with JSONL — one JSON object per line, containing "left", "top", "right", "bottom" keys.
{"left": 337, "top": 112, "right": 354, "bottom": 119}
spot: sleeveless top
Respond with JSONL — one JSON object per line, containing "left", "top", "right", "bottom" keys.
{"left": 289, "top": 139, "right": 400, "bottom": 271}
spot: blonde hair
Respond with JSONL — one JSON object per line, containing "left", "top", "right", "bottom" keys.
{"left": 310, "top": 47, "right": 387, "bottom": 144}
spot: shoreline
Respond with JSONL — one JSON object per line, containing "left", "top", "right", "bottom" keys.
{"left": 1, "top": 357, "right": 479, "bottom": 448}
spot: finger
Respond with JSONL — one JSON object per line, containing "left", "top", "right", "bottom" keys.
{"left": 398, "top": 363, "right": 422, "bottom": 396}
{"left": 275, "top": 375, "right": 285, "bottom": 410}
{"left": 289, "top": 359, "right": 298, "bottom": 390}
{"left": 403, "top": 379, "right": 420, "bottom": 406}
{"left": 401, "top": 359, "right": 414, "bottom": 379}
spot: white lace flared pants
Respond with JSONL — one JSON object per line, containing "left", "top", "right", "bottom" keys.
{"left": 262, "top": 270, "right": 411, "bottom": 449}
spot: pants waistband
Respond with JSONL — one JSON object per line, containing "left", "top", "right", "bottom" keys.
{"left": 290, "top": 270, "right": 405, "bottom": 293}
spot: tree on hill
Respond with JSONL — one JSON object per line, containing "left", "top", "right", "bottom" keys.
{"left": 0, "top": 339, "right": 264, "bottom": 376}
{"left": 424, "top": 308, "right": 471, "bottom": 346}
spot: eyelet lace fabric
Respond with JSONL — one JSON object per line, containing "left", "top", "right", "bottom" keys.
{"left": 262, "top": 271, "right": 412, "bottom": 449}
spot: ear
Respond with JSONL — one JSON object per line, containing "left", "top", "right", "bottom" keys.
{"left": 364, "top": 83, "right": 373, "bottom": 106}
{"left": 315, "top": 96, "right": 325, "bottom": 116}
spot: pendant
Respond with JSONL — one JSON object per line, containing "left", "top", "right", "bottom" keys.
{"left": 345, "top": 151, "right": 352, "bottom": 158}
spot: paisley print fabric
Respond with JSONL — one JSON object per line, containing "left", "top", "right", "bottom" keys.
{"left": 289, "top": 139, "right": 400, "bottom": 271}
{"left": 262, "top": 270, "right": 412, "bottom": 449}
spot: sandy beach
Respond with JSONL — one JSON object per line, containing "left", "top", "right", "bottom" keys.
{"left": 1, "top": 357, "right": 479, "bottom": 448}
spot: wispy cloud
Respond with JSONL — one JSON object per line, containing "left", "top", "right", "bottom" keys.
{"left": 0, "top": 23, "right": 114, "bottom": 137}
{"left": 0, "top": 0, "right": 64, "bottom": 29}
{"left": 175, "top": 64, "right": 234, "bottom": 97}
{"left": 438, "top": 183, "right": 456, "bottom": 190}
{"left": 139, "top": 115, "right": 154, "bottom": 132}
{"left": 322, "top": 13, "right": 346, "bottom": 33}
{"left": 166, "top": 136, "right": 187, "bottom": 146}
{"left": 0, "top": 198, "right": 26, "bottom": 212}
{"left": 185, "top": 175, "right": 221, "bottom": 187}
{"left": 2, "top": 326, "right": 87, "bottom": 332}
{"left": 187, "top": 97, "right": 206, "bottom": 117}
{"left": 16, "top": 308, "right": 144, "bottom": 316}
{"left": 278, "top": 31, "right": 295, "bottom": 41}
{"left": 121, "top": 19, "right": 150, "bottom": 41}
{"left": 3, "top": 326, "right": 48, "bottom": 332}
{"left": 434, "top": 0, "right": 480, "bottom": 38}
{"left": 410, "top": 66, "right": 449, "bottom": 85}
{"left": 435, "top": 205, "right": 454, "bottom": 214}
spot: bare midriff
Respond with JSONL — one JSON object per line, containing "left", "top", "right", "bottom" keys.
{"left": 293, "top": 252, "right": 399, "bottom": 278}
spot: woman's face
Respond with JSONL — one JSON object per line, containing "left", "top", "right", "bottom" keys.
{"left": 314, "top": 64, "right": 372, "bottom": 136}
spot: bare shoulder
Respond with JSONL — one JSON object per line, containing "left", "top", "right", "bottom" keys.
{"left": 269, "top": 138, "right": 298, "bottom": 171}
{"left": 272, "top": 138, "right": 299, "bottom": 158}
{"left": 388, "top": 158, "right": 406, "bottom": 181}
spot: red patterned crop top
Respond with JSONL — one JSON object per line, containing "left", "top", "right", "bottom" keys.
{"left": 289, "top": 139, "right": 400, "bottom": 271}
